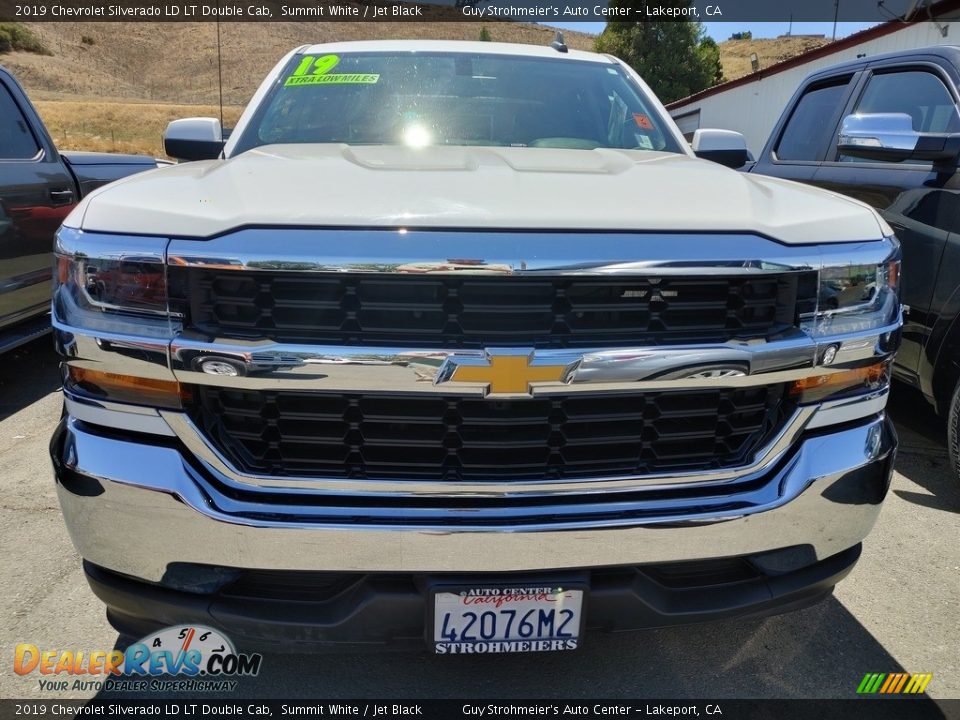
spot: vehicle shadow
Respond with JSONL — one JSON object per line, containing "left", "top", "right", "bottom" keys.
{"left": 94, "top": 597, "right": 928, "bottom": 701}
{"left": 887, "top": 383, "right": 959, "bottom": 514}
{"left": 0, "top": 335, "right": 61, "bottom": 423}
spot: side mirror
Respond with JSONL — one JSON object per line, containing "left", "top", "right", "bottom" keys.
{"left": 164, "top": 117, "right": 224, "bottom": 161}
{"left": 691, "top": 129, "right": 749, "bottom": 168}
{"left": 838, "top": 112, "right": 960, "bottom": 163}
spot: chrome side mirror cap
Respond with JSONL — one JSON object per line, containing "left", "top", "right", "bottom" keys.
{"left": 691, "top": 129, "right": 749, "bottom": 168}
{"left": 164, "top": 117, "right": 224, "bottom": 162}
{"left": 838, "top": 112, "right": 960, "bottom": 163}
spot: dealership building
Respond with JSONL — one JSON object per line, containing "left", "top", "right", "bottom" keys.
{"left": 667, "top": 6, "right": 960, "bottom": 155}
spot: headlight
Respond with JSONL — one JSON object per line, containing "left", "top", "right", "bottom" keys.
{"left": 790, "top": 238, "right": 901, "bottom": 405}
{"left": 803, "top": 240, "right": 901, "bottom": 338}
{"left": 53, "top": 227, "right": 177, "bottom": 339}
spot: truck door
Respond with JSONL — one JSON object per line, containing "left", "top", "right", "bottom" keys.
{"left": 752, "top": 75, "right": 858, "bottom": 185}
{"left": 0, "top": 79, "right": 77, "bottom": 331}
{"left": 810, "top": 64, "right": 960, "bottom": 383}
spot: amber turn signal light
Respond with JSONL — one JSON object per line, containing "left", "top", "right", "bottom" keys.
{"left": 66, "top": 367, "right": 190, "bottom": 409}
{"left": 789, "top": 361, "right": 890, "bottom": 403}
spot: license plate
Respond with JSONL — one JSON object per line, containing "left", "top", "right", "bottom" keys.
{"left": 431, "top": 585, "right": 584, "bottom": 654}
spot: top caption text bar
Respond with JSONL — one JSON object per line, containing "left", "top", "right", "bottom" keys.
{"left": 0, "top": 0, "right": 951, "bottom": 22}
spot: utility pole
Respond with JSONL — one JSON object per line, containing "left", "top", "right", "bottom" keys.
{"left": 832, "top": 0, "right": 840, "bottom": 40}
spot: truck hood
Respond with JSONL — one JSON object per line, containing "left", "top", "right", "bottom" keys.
{"left": 73, "top": 145, "right": 887, "bottom": 244}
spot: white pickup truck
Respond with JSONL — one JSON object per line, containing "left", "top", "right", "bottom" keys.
{"left": 50, "top": 40, "right": 901, "bottom": 653}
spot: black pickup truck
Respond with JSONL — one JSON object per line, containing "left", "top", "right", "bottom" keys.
{"left": 749, "top": 45, "right": 960, "bottom": 478}
{"left": 0, "top": 65, "right": 159, "bottom": 354}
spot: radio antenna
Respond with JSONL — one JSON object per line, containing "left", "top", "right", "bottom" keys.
{"left": 216, "top": 13, "right": 225, "bottom": 132}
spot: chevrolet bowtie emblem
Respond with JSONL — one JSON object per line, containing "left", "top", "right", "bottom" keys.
{"left": 436, "top": 350, "right": 576, "bottom": 395}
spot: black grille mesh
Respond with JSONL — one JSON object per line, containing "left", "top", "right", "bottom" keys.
{"left": 192, "top": 386, "right": 788, "bottom": 481}
{"left": 171, "top": 271, "right": 810, "bottom": 348}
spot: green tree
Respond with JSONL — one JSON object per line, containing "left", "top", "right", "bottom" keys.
{"left": 0, "top": 23, "right": 51, "bottom": 55}
{"left": 730, "top": 31, "right": 753, "bottom": 40}
{"left": 595, "top": 2, "right": 724, "bottom": 104}
{"left": 697, "top": 36, "right": 723, "bottom": 92}
{"left": 479, "top": 27, "right": 492, "bottom": 42}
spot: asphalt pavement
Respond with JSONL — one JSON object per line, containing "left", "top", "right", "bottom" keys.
{"left": 1, "top": 336, "right": 957, "bottom": 700}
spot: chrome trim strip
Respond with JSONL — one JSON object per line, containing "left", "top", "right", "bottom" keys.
{"left": 166, "top": 229, "right": 899, "bottom": 275}
{"left": 168, "top": 319, "right": 900, "bottom": 394}
{"left": 55, "top": 415, "right": 895, "bottom": 581}
{"left": 53, "top": 323, "right": 174, "bottom": 382}
{"left": 64, "top": 394, "right": 176, "bottom": 437}
{"left": 55, "top": 227, "right": 168, "bottom": 264}
{"left": 0, "top": 268, "right": 52, "bottom": 295}
{"left": 160, "top": 405, "right": 816, "bottom": 496}
{"left": 52, "top": 309, "right": 898, "bottom": 397}
{"left": 806, "top": 389, "right": 890, "bottom": 429}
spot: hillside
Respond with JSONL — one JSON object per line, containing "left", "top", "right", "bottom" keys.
{"left": 719, "top": 36, "right": 832, "bottom": 82}
{"left": 6, "top": 21, "right": 596, "bottom": 105}
{"left": 3, "top": 23, "right": 834, "bottom": 105}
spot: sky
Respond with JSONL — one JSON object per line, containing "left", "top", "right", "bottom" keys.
{"left": 546, "top": 20, "right": 881, "bottom": 40}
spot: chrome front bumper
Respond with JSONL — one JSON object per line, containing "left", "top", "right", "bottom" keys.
{"left": 52, "top": 411, "right": 895, "bottom": 585}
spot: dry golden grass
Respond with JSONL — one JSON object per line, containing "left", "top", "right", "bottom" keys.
{"left": 9, "top": 21, "right": 597, "bottom": 106}
{"left": 719, "top": 36, "right": 831, "bottom": 81}
{"left": 34, "top": 100, "right": 244, "bottom": 157}
{"left": 15, "top": 21, "right": 597, "bottom": 157}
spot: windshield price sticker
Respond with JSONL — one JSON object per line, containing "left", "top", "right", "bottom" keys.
{"left": 432, "top": 586, "right": 584, "bottom": 654}
{"left": 285, "top": 54, "right": 380, "bottom": 86}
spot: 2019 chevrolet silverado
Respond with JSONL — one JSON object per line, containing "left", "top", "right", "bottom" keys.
{"left": 0, "top": 65, "right": 159, "bottom": 353}
{"left": 50, "top": 40, "right": 902, "bottom": 652}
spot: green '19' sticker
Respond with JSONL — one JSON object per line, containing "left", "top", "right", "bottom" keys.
{"left": 285, "top": 54, "right": 380, "bottom": 86}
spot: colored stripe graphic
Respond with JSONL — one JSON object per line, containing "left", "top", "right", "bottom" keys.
{"left": 890, "top": 673, "right": 910, "bottom": 692}
{"left": 904, "top": 674, "right": 933, "bottom": 694}
{"left": 861, "top": 673, "right": 885, "bottom": 694}
{"left": 857, "top": 672, "right": 932, "bottom": 694}
{"left": 880, "top": 673, "right": 906, "bottom": 693}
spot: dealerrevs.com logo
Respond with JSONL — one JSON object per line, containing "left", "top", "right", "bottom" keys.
{"left": 14, "top": 625, "right": 262, "bottom": 693}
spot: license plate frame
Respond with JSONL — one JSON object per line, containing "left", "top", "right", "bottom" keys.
{"left": 427, "top": 583, "right": 587, "bottom": 654}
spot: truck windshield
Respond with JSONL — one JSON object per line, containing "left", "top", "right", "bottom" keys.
{"left": 232, "top": 51, "right": 683, "bottom": 154}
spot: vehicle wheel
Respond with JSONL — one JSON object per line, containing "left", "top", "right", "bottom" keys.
{"left": 654, "top": 364, "right": 748, "bottom": 380}
{"left": 947, "top": 378, "right": 960, "bottom": 481}
{"left": 194, "top": 356, "right": 246, "bottom": 377}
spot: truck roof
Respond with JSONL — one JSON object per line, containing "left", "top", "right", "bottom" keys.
{"left": 805, "top": 44, "right": 960, "bottom": 80}
{"left": 298, "top": 39, "right": 612, "bottom": 64}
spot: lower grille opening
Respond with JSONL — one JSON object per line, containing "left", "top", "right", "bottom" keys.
{"left": 640, "top": 557, "right": 763, "bottom": 589}
{"left": 189, "top": 385, "right": 789, "bottom": 481}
